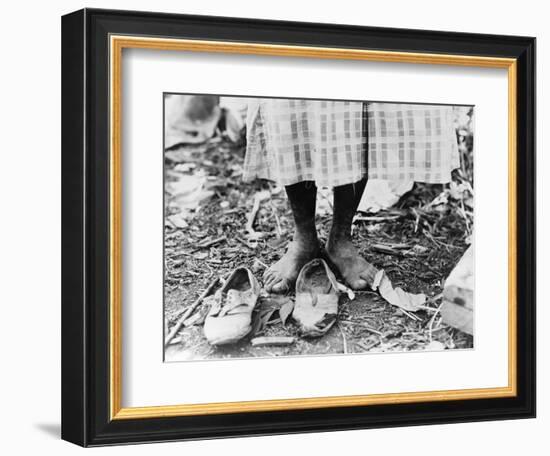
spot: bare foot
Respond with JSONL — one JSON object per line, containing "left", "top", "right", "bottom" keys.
{"left": 326, "top": 238, "right": 378, "bottom": 290}
{"left": 263, "top": 240, "right": 319, "bottom": 293}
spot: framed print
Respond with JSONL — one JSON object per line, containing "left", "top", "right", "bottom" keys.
{"left": 61, "top": 8, "right": 536, "bottom": 447}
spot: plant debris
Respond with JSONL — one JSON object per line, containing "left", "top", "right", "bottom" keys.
{"left": 164, "top": 107, "right": 474, "bottom": 361}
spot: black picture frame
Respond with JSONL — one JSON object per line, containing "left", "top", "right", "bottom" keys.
{"left": 62, "top": 8, "right": 536, "bottom": 447}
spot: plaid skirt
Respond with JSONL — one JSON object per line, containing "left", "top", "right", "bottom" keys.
{"left": 243, "top": 99, "right": 460, "bottom": 187}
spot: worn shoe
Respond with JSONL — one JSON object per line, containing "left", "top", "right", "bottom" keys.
{"left": 292, "top": 259, "right": 340, "bottom": 337}
{"left": 203, "top": 267, "right": 261, "bottom": 345}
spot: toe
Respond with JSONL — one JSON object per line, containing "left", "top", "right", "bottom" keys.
{"left": 265, "top": 271, "right": 286, "bottom": 291}
{"left": 359, "top": 269, "right": 376, "bottom": 286}
{"left": 264, "top": 273, "right": 279, "bottom": 291}
{"left": 263, "top": 275, "right": 276, "bottom": 290}
{"left": 263, "top": 270, "right": 279, "bottom": 287}
{"left": 263, "top": 268, "right": 274, "bottom": 281}
{"left": 271, "top": 279, "right": 289, "bottom": 294}
{"left": 349, "top": 277, "right": 368, "bottom": 290}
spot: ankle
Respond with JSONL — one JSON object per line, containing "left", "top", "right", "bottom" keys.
{"left": 292, "top": 231, "right": 319, "bottom": 252}
{"left": 327, "top": 230, "right": 352, "bottom": 251}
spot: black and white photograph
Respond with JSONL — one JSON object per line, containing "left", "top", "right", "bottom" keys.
{"left": 0, "top": 0, "right": 542, "bottom": 451}
{"left": 163, "top": 95, "right": 475, "bottom": 362}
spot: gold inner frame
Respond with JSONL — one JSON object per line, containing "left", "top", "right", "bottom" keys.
{"left": 109, "top": 35, "right": 518, "bottom": 420}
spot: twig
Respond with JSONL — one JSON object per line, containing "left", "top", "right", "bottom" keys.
{"left": 340, "top": 320, "right": 383, "bottom": 335}
{"left": 171, "top": 281, "right": 211, "bottom": 319}
{"left": 270, "top": 201, "right": 282, "bottom": 236}
{"left": 197, "top": 235, "right": 226, "bottom": 249}
{"left": 424, "top": 231, "right": 444, "bottom": 248}
{"left": 354, "top": 214, "right": 401, "bottom": 223}
{"left": 246, "top": 192, "right": 269, "bottom": 234}
{"left": 428, "top": 300, "right": 445, "bottom": 342}
{"left": 235, "top": 236, "right": 253, "bottom": 249}
{"left": 183, "top": 310, "right": 205, "bottom": 327}
{"left": 164, "top": 277, "right": 220, "bottom": 346}
{"left": 370, "top": 244, "right": 405, "bottom": 256}
{"left": 251, "top": 336, "right": 295, "bottom": 347}
{"left": 401, "top": 308, "right": 421, "bottom": 321}
{"left": 166, "top": 336, "right": 183, "bottom": 346}
{"left": 245, "top": 196, "right": 261, "bottom": 233}
{"left": 185, "top": 270, "right": 200, "bottom": 277}
{"left": 415, "top": 305, "right": 438, "bottom": 312}
{"left": 459, "top": 198, "right": 472, "bottom": 235}
{"left": 430, "top": 325, "right": 447, "bottom": 333}
{"left": 254, "top": 258, "right": 268, "bottom": 268}
{"left": 426, "top": 293, "right": 444, "bottom": 304}
{"left": 318, "top": 189, "right": 333, "bottom": 211}
{"left": 337, "top": 323, "right": 348, "bottom": 354}
{"left": 412, "top": 207, "right": 420, "bottom": 233}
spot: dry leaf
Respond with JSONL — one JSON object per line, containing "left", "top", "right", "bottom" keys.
{"left": 429, "top": 192, "right": 449, "bottom": 207}
{"left": 166, "top": 173, "right": 214, "bottom": 214}
{"left": 279, "top": 300, "right": 295, "bottom": 326}
{"left": 372, "top": 269, "right": 384, "bottom": 290}
{"left": 250, "top": 309, "right": 276, "bottom": 336}
{"left": 374, "top": 271, "right": 426, "bottom": 312}
{"left": 165, "top": 175, "right": 204, "bottom": 197}
{"left": 251, "top": 296, "right": 292, "bottom": 335}
{"left": 167, "top": 213, "right": 188, "bottom": 229}
{"left": 449, "top": 181, "right": 469, "bottom": 200}
{"left": 424, "top": 340, "right": 446, "bottom": 351}
{"left": 357, "top": 179, "right": 414, "bottom": 213}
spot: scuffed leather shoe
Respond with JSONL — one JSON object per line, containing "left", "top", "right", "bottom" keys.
{"left": 204, "top": 268, "right": 260, "bottom": 345}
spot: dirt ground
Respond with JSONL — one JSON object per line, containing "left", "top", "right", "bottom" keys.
{"left": 163, "top": 121, "right": 474, "bottom": 362}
